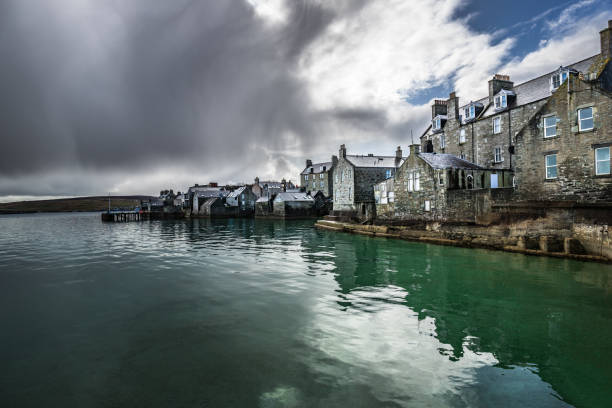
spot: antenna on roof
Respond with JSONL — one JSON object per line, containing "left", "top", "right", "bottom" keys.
{"left": 410, "top": 129, "right": 414, "bottom": 145}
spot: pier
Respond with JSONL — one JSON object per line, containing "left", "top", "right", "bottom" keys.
{"left": 101, "top": 210, "right": 146, "bottom": 222}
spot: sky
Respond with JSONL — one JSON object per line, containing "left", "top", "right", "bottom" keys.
{"left": 0, "top": 0, "right": 610, "bottom": 201}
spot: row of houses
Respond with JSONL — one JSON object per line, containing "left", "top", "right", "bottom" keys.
{"left": 304, "top": 20, "right": 612, "bottom": 224}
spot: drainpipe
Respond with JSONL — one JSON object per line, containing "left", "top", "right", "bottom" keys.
{"left": 471, "top": 122, "right": 475, "bottom": 164}
{"left": 508, "top": 109, "right": 512, "bottom": 170}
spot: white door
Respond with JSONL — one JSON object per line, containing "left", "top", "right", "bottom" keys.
{"left": 490, "top": 174, "right": 498, "bottom": 189}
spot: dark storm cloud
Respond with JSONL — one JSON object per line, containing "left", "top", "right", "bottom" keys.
{"left": 0, "top": 0, "right": 335, "bottom": 179}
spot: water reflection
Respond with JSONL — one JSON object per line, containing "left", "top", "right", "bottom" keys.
{"left": 0, "top": 214, "right": 611, "bottom": 407}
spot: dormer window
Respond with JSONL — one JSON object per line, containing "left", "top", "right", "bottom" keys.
{"left": 431, "top": 115, "right": 446, "bottom": 132}
{"left": 464, "top": 105, "right": 475, "bottom": 120}
{"left": 550, "top": 68, "right": 569, "bottom": 91}
{"left": 462, "top": 102, "right": 483, "bottom": 123}
{"left": 493, "top": 89, "right": 515, "bottom": 111}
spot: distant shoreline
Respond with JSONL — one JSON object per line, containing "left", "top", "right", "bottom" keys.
{"left": 0, "top": 196, "right": 153, "bottom": 214}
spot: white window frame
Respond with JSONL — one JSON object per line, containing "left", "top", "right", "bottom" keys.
{"left": 459, "top": 129, "right": 466, "bottom": 144}
{"left": 305, "top": 175, "right": 308, "bottom": 181}
{"left": 550, "top": 70, "right": 568, "bottom": 91}
{"left": 578, "top": 107, "right": 593, "bottom": 131}
{"left": 319, "top": 173, "right": 324, "bottom": 179}
{"left": 493, "top": 117, "right": 501, "bottom": 134}
{"left": 440, "top": 134, "right": 445, "bottom": 149}
{"left": 595, "top": 147, "right": 610, "bottom": 175}
{"left": 545, "top": 154, "right": 557, "bottom": 179}
{"left": 386, "top": 169, "right": 392, "bottom": 179}
{"left": 494, "top": 94, "right": 507, "bottom": 109}
{"left": 414, "top": 172, "right": 420, "bottom": 191}
{"left": 494, "top": 146, "right": 503, "bottom": 163}
{"left": 424, "top": 200, "right": 431, "bottom": 212}
{"left": 543, "top": 115, "right": 557, "bottom": 138}
{"left": 408, "top": 172, "right": 414, "bottom": 191}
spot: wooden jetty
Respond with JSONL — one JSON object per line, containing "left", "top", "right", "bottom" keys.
{"left": 101, "top": 210, "right": 146, "bottom": 222}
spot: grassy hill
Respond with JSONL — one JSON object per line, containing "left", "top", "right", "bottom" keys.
{"left": 0, "top": 196, "right": 154, "bottom": 214}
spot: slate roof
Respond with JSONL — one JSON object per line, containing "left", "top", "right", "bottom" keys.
{"left": 195, "top": 189, "right": 228, "bottom": 198}
{"left": 259, "top": 181, "right": 283, "bottom": 188}
{"left": 346, "top": 155, "right": 405, "bottom": 168}
{"left": 462, "top": 55, "right": 598, "bottom": 119}
{"left": 274, "top": 192, "right": 314, "bottom": 202}
{"left": 256, "top": 196, "right": 270, "bottom": 203}
{"left": 227, "top": 186, "right": 246, "bottom": 198}
{"left": 418, "top": 153, "right": 484, "bottom": 170}
{"left": 301, "top": 161, "right": 333, "bottom": 175}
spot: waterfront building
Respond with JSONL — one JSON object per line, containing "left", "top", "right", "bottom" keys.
{"left": 273, "top": 192, "right": 316, "bottom": 218}
{"left": 226, "top": 186, "right": 257, "bottom": 216}
{"left": 332, "top": 144, "right": 405, "bottom": 220}
{"left": 419, "top": 20, "right": 612, "bottom": 203}
{"left": 251, "top": 178, "right": 284, "bottom": 198}
{"left": 300, "top": 157, "right": 337, "bottom": 197}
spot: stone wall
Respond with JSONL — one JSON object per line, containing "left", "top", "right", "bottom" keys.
{"left": 332, "top": 154, "right": 355, "bottom": 211}
{"left": 513, "top": 74, "right": 612, "bottom": 201}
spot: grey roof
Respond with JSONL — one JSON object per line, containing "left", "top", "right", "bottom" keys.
{"left": 259, "top": 181, "right": 283, "bottom": 188}
{"left": 195, "top": 189, "right": 228, "bottom": 198}
{"left": 464, "top": 55, "right": 598, "bottom": 119}
{"left": 274, "top": 192, "right": 314, "bottom": 202}
{"left": 418, "top": 153, "right": 483, "bottom": 170}
{"left": 301, "top": 161, "right": 333, "bottom": 175}
{"left": 227, "top": 186, "right": 246, "bottom": 198}
{"left": 346, "top": 155, "right": 405, "bottom": 168}
{"left": 256, "top": 196, "right": 270, "bottom": 203}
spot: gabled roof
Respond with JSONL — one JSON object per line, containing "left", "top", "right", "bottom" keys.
{"left": 195, "top": 189, "right": 228, "bottom": 198}
{"left": 301, "top": 161, "right": 333, "bottom": 175}
{"left": 418, "top": 153, "right": 484, "bottom": 170}
{"left": 274, "top": 192, "right": 314, "bottom": 202}
{"left": 346, "top": 155, "right": 405, "bottom": 168}
{"left": 227, "top": 186, "right": 247, "bottom": 198}
{"left": 476, "top": 55, "right": 598, "bottom": 119}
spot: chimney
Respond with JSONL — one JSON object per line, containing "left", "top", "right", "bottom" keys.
{"left": 601, "top": 20, "right": 612, "bottom": 60}
{"left": 339, "top": 144, "right": 347, "bottom": 158}
{"left": 306, "top": 159, "right": 312, "bottom": 168}
{"left": 409, "top": 144, "right": 421, "bottom": 156}
{"left": 488, "top": 74, "right": 513, "bottom": 103}
{"left": 431, "top": 99, "right": 448, "bottom": 119}
{"left": 396, "top": 146, "right": 402, "bottom": 158}
{"left": 254, "top": 177, "right": 259, "bottom": 185}
{"left": 331, "top": 155, "right": 338, "bottom": 167}
{"left": 448, "top": 92, "right": 459, "bottom": 121}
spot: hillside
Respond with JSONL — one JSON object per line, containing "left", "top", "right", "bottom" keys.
{"left": 0, "top": 196, "right": 154, "bottom": 214}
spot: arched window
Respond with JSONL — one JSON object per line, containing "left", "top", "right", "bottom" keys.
{"left": 467, "top": 175, "right": 474, "bottom": 189}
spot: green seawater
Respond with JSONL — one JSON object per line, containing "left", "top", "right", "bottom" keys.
{"left": 0, "top": 212, "right": 611, "bottom": 407}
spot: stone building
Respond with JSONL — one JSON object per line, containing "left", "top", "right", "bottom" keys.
{"left": 513, "top": 21, "right": 612, "bottom": 202}
{"left": 332, "top": 144, "right": 405, "bottom": 220}
{"left": 226, "top": 186, "right": 258, "bottom": 216}
{"left": 385, "top": 144, "right": 513, "bottom": 222}
{"left": 273, "top": 192, "right": 316, "bottom": 218}
{"left": 300, "top": 157, "right": 337, "bottom": 197}
{"left": 418, "top": 20, "right": 612, "bottom": 206}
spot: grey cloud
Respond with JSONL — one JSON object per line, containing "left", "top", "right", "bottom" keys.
{"left": 0, "top": 0, "right": 417, "bottom": 196}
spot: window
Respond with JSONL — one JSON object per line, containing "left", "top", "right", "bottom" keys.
{"left": 335, "top": 173, "right": 338, "bottom": 183}
{"left": 439, "top": 176, "right": 443, "bottom": 185}
{"left": 388, "top": 192, "right": 394, "bottom": 203}
{"left": 494, "top": 94, "right": 507, "bottom": 109}
{"left": 408, "top": 172, "right": 414, "bottom": 191}
{"left": 550, "top": 70, "right": 568, "bottom": 90}
{"left": 440, "top": 134, "right": 445, "bottom": 149}
{"left": 414, "top": 172, "right": 420, "bottom": 191}
{"left": 544, "top": 115, "right": 557, "bottom": 138}
{"left": 466, "top": 175, "right": 473, "bottom": 189}
{"left": 305, "top": 175, "right": 308, "bottom": 181}
{"left": 596, "top": 147, "right": 610, "bottom": 175}
{"left": 464, "top": 105, "right": 475, "bottom": 120}
{"left": 460, "top": 153, "right": 466, "bottom": 160}
{"left": 493, "top": 117, "right": 501, "bottom": 134}
{"left": 386, "top": 169, "right": 392, "bottom": 178}
{"left": 320, "top": 181, "right": 325, "bottom": 187}
{"left": 459, "top": 129, "right": 466, "bottom": 144}
{"left": 432, "top": 117, "right": 441, "bottom": 130}
{"left": 348, "top": 187, "right": 352, "bottom": 200}
{"left": 578, "top": 107, "right": 593, "bottom": 131}
{"left": 424, "top": 200, "right": 431, "bottom": 212}
{"left": 494, "top": 147, "right": 503, "bottom": 163}
{"left": 320, "top": 173, "right": 324, "bottom": 179}
{"left": 545, "top": 154, "right": 557, "bottom": 179}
